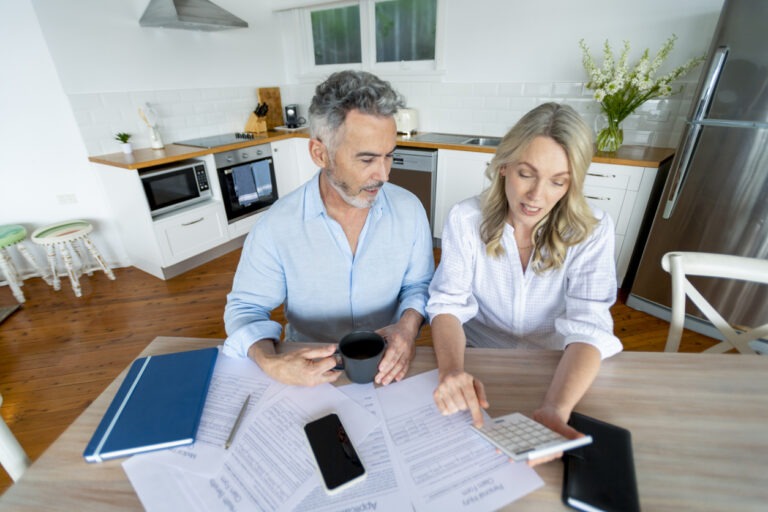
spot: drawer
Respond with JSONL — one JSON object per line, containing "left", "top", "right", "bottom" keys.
{"left": 586, "top": 163, "right": 642, "bottom": 191}
{"left": 583, "top": 184, "right": 628, "bottom": 234}
{"left": 154, "top": 202, "right": 228, "bottom": 265}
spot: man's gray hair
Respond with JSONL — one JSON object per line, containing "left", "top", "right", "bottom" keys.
{"left": 309, "top": 70, "right": 405, "bottom": 157}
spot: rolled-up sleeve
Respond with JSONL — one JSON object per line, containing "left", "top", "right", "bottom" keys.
{"left": 556, "top": 213, "right": 623, "bottom": 359}
{"left": 223, "top": 221, "right": 285, "bottom": 358}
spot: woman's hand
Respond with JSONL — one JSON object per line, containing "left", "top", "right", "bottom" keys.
{"left": 526, "top": 404, "right": 585, "bottom": 467}
{"left": 433, "top": 369, "right": 490, "bottom": 427}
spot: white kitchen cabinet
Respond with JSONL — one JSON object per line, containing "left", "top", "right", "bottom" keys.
{"left": 271, "top": 138, "right": 301, "bottom": 197}
{"left": 433, "top": 149, "right": 493, "bottom": 238}
{"left": 153, "top": 202, "right": 228, "bottom": 265}
{"left": 583, "top": 162, "right": 658, "bottom": 284}
{"left": 271, "top": 137, "right": 317, "bottom": 198}
{"left": 96, "top": 155, "right": 232, "bottom": 280}
{"left": 433, "top": 149, "right": 659, "bottom": 284}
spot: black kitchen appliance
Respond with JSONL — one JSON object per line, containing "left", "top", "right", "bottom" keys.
{"left": 284, "top": 104, "right": 301, "bottom": 128}
{"left": 390, "top": 147, "right": 437, "bottom": 233}
{"left": 175, "top": 134, "right": 278, "bottom": 223}
{"left": 214, "top": 144, "right": 278, "bottom": 223}
{"left": 140, "top": 159, "right": 212, "bottom": 218}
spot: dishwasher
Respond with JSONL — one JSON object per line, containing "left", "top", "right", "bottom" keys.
{"left": 389, "top": 147, "right": 437, "bottom": 233}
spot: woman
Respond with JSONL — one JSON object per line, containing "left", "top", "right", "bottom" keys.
{"left": 427, "top": 102, "right": 622, "bottom": 464}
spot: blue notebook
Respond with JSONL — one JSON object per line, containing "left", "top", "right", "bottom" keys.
{"left": 83, "top": 347, "right": 218, "bottom": 463}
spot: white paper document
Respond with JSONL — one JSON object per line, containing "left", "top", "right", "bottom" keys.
{"left": 376, "top": 369, "right": 544, "bottom": 512}
{"left": 126, "top": 381, "right": 378, "bottom": 511}
{"left": 287, "top": 383, "right": 413, "bottom": 512}
{"left": 124, "top": 360, "right": 545, "bottom": 512}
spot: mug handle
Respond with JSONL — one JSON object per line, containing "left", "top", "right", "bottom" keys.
{"left": 332, "top": 348, "right": 344, "bottom": 371}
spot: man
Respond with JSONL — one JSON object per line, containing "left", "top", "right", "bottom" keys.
{"left": 223, "top": 70, "right": 434, "bottom": 387}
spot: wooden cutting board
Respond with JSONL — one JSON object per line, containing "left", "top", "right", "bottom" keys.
{"left": 257, "top": 87, "right": 284, "bottom": 130}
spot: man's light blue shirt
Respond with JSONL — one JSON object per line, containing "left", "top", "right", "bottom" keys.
{"left": 223, "top": 172, "right": 435, "bottom": 357}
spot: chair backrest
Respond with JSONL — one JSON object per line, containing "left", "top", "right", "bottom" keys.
{"left": 0, "top": 393, "right": 30, "bottom": 482}
{"left": 661, "top": 251, "right": 768, "bottom": 354}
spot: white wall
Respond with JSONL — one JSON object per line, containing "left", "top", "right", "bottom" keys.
{"left": 443, "top": 0, "right": 720, "bottom": 83}
{"left": 0, "top": 0, "right": 724, "bottom": 280}
{"left": 0, "top": 0, "right": 125, "bottom": 269}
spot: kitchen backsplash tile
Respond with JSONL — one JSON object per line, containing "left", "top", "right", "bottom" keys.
{"left": 72, "top": 79, "right": 697, "bottom": 156}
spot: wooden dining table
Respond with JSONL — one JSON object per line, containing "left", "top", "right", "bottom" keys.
{"left": 1, "top": 336, "right": 767, "bottom": 511}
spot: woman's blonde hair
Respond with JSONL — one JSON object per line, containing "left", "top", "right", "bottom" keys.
{"left": 480, "top": 102, "right": 596, "bottom": 273}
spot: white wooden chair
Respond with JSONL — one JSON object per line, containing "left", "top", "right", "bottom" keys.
{"left": 0, "top": 392, "right": 30, "bottom": 482}
{"left": 662, "top": 252, "right": 768, "bottom": 354}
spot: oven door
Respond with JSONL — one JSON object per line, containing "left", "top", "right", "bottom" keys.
{"left": 218, "top": 157, "right": 278, "bottom": 223}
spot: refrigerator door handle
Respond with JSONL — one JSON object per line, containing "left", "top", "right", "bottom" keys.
{"left": 663, "top": 122, "right": 702, "bottom": 219}
{"left": 692, "top": 46, "right": 729, "bottom": 121}
{"left": 663, "top": 46, "right": 729, "bottom": 220}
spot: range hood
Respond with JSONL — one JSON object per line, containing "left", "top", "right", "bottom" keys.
{"left": 139, "top": 0, "right": 248, "bottom": 31}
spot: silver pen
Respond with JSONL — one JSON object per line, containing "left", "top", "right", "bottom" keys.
{"left": 224, "top": 394, "right": 251, "bottom": 450}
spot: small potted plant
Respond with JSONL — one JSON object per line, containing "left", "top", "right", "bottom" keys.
{"left": 114, "top": 132, "right": 133, "bottom": 154}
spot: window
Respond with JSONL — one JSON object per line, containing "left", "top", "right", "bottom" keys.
{"left": 297, "top": 0, "right": 441, "bottom": 76}
{"left": 311, "top": 5, "right": 362, "bottom": 66}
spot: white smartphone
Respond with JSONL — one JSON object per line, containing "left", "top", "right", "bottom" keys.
{"left": 304, "top": 413, "right": 366, "bottom": 495}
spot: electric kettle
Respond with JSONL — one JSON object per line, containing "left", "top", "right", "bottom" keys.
{"left": 394, "top": 108, "right": 419, "bottom": 136}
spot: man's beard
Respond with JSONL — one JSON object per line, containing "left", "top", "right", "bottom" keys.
{"left": 324, "top": 167, "right": 384, "bottom": 209}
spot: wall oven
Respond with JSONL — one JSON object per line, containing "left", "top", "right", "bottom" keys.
{"left": 140, "top": 159, "right": 212, "bottom": 218}
{"left": 214, "top": 144, "right": 278, "bottom": 224}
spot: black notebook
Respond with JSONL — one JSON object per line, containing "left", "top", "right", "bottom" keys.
{"left": 83, "top": 347, "right": 218, "bottom": 463}
{"left": 561, "top": 412, "right": 640, "bottom": 512}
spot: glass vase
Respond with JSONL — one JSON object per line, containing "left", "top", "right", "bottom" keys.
{"left": 595, "top": 115, "right": 624, "bottom": 152}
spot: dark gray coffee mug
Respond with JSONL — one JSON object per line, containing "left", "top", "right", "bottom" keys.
{"left": 335, "top": 331, "right": 387, "bottom": 384}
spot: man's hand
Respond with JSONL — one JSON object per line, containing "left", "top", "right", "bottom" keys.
{"left": 374, "top": 309, "right": 423, "bottom": 385}
{"left": 374, "top": 323, "right": 416, "bottom": 385}
{"left": 433, "top": 369, "right": 489, "bottom": 427}
{"left": 249, "top": 342, "right": 342, "bottom": 387}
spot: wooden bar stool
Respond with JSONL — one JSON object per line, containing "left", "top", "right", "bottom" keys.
{"left": 31, "top": 220, "right": 115, "bottom": 298}
{"left": 0, "top": 224, "right": 50, "bottom": 303}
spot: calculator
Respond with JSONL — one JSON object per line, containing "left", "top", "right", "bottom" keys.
{"left": 472, "top": 412, "right": 593, "bottom": 462}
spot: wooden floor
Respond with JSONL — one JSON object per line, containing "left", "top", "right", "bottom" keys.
{"left": 0, "top": 248, "right": 718, "bottom": 493}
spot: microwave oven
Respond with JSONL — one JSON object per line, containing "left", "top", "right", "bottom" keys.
{"left": 140, "top": 160, "right": 213, "bottom": 218}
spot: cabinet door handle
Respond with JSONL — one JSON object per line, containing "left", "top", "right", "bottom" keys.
{"left": 182, "top": 217, "right": 204, "bottom": 226}
{"left": 586, "top": 172, "right": 616, "bottom": 179}
{"left": 584, "top": 195, "right": 610, "bottom": 201}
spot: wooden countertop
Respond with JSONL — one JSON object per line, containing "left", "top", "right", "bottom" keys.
{"left": 88, "top": 130, "right": 301, "bottom": 170}
{"left": 592, "top": 145, "right": 675, "bottom": 167}
{"left": 89, "top": 130, "right": 674, "bottom": 170}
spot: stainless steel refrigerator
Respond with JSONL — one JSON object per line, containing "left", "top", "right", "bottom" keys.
{"left": 627, "top": 0, "right": 768, "bottom": 338}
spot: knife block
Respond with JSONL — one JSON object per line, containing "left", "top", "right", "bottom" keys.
{"left": 244, "top": 113, "right": 267, "bottom": 134}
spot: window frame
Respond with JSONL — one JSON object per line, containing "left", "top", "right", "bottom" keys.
{"left": 295, "top": 0, "right": 445, "bottom": 80}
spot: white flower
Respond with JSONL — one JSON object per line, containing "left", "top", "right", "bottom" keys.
{"left": 580, "top": 35, "right": 704, "bottom": 122}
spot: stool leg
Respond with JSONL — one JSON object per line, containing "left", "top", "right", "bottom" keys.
{"left": 16, "top": 241, "right": 53, "bottom": 286}
{"left": 59, "top": 243, "right": 81, "bottom": 298}
{"left": 0, "top": 247, "right": 25, "bottom": 303}
{"left": 44, "top": 244, "right": 60, "bottom": 291}
{"left": 82, "top": 235, "right": 115, "bottom": 280}
{"left": 68, "top": 240, "right": 90, "bottom": 276}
